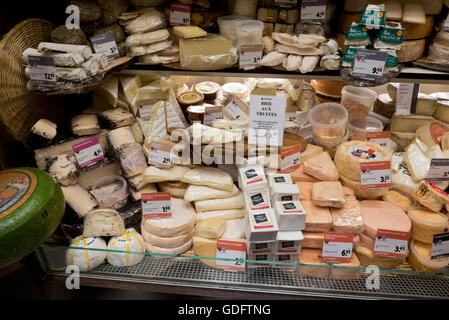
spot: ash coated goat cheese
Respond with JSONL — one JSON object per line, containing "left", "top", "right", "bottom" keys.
{"left": 99, "top": 108, "right": 135, "bottom": 129}
{"left": 274, "top": 200, "right": 306, "bottom": 231}
{"left": 271, "top": 183, "right": 300, "bottom": 202}
{"left": 27, "top": 119, "right": 57, "bottom": 148}
{"left": 66, "top": 236, "right": 107, "bottom": 272}
{"left": 107, "top": 228, "right": 145, "bottom": 267}
{"left": 238, "top": 165, "right": 268, "bottom": 192}
{"left": 46, "top": 154, "right": 79, "bottom": 186}
{"left": 107, "top": 126, "right": 137, "bottom": 152}
{"left": 246, "top": 210, "right": 279, "bottom": 242}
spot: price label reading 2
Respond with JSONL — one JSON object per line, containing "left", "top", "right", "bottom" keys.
{"left": 142, "top": 193, "right": 172, "bottom": 219}
{"left": 147, "top": 141, "right": 172, "bottom": 169}
{"left": 216, "top": 240, "right": 246, "bottom": 272}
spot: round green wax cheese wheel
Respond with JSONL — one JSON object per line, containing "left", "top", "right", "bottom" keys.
{"left": 0, "top": 168, "right": 65, "bottom": 268}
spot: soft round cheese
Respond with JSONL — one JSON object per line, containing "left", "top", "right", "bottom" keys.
{"left": 408, "top": 209, "right": 449, "bottom": 244}
{"left": 107, "top": 228, "right": 145, "bottom": 267}
{"left": 402, "top": 16, "right": 434, "bottom": 40}
{"left": 142, "top": 198, "right": 196, "bottom": 237}
{"left": 360, "top": 200, "right": 411, "bottom": 239}
{"left": 409, "top": 239, "right": 449, "bottom": 273}
{"left": 66, "top": 236, "right": 107, "bottom": 272}
{"left": 144, "top": 238, "right": 193, "bottom": 256}
{"left": 334, "top": 141, "right": 391, "bottom": 181}
{"left": 157, "top": 181, "right": 189, "bottom": 199}
{"left": 382, "top": 190, "right": 412, "bottom": 212}
{"left": 397, "top": 39, "right": 425, "bottom": 63}
{"left": 141, "top": 226, "right": 195, "bottom": 248}
{"left": 339, "top": 175, "right": 389, "bottom": 200}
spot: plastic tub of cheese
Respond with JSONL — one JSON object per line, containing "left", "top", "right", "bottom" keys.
{"left": 91, "top": 175, "right": 129, "bottom": 210}
{"left": 347, "top": 116, "right": 384, "bottom": 141}
{"left": 313, "top": 129, "right": 349, "bottom": 159}
{"left": 235, "top": 20, "right": 264, "bottom": 47}
{"left": 341, "top": 86, "right": 377, "bottom": 120}
{"left": 309, "top": 102, "right": 348, "bottom": 145}
{"left": 409, "top": 239, "right": 449, "bottom": 273}
{"left": 407, "top": 209, "right": 449, "bottom": 244}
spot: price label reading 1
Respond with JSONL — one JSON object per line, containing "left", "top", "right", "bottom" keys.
{"left": 360, "top": 161, "right": 391, "bottom": 189}
{"left": 352, "top": 49, "right": 388, "bottom": 80}
{"left": 239, "top": 45, "right": 263, "bottom": 69}
{"left": 28, "top": 56, "right": 56, "bottom": 86}
{"left": 431, "top": 232, "right": 449, "bottom": 260}
{"left": 366, "top": 131, "right": 390, "bottom": 149}
{"left": 142, "top": 193, "right": 172, "bottom": 219}
{"left": 72, "top": 137, "right": 105, "bottom": 168}
{"left": 374, "top": 229, "right": 409, "bottom": 258}
{"left": 322, "top": 233, "right": 354, "bottom": 263}
{"left": 280, "top": 145, "right": 301, "bottom": 173}
{"left": 170, "top": 3, "right": 190, "bottom": 26}
{"left": 216, "top": 240, "right": 246, "bottom": 272}
{"left": 396, "top": 83, "right": 420, "bottom": 115}
{"left": 301, "top": 0, "right": 326, "bottom": 21}
{"left": 91, "top": 32, "right": 119, "bottom": 60}
{"left": 223, "top": 97, "right": 249, "bottom": 121}
{"left": 426, "top": 159, "right": 449, "bottom": 182}
{"left": 148, "top": 142, "right": 172, "bottom": 168}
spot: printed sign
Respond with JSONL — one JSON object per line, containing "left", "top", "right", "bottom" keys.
{"left": 396, "top": 83, "right": 420, "bottom": 115}
{"left": 322, "top": 233, "right": 354, "bottom": 263}
{"left": 170, "top": 3, "right": 190, "bottom": 26}
{"left": 142, "top": 193, "right": 172, "bottom": 219}
{"left": 147, "top": 141, "right": 172, "bottom": 168}
{"left": 431, "top": 232, "right": 449, "bottom": 260}
{"left": 28, "top": 56, "right": 56, "bottom": 86}
{"left": 280, "top": 145, "right": 301, "bottom": 173}
{"left": 203, "top": 106, "right": 223, "bottom": 126}
{"left": 91, "top": 32, "right": 119, "bottom": 59}
{"left": 361, "top": 161, "right": 391, "bottom": 189}
{"left": 374, "top": 229, "right": 409, "bottom": 258}
{"left": 426, "top": 159, "right": 449, "bottom": 182}
{"left": 223, "top": 96, "right": 249, "bottom": 120}
{"left": 239, "top": 44, "right": 263, "bottom": 68}
{"left": 72, "top": 137, "right": 104, "bottom": 168}
{"left": 300, "top": 0, "right": 326, "bottom": 21}
{"left": 366, "top": 131, "right": 390, "bottom": 148}
{"left": 216, "top": 240, "right": 246, "bottom": 272}
{"left": 352, "top": 49, "right": 387, "bottom": 80}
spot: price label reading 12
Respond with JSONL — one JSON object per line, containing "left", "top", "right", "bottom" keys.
{"left": 216, "top": 240, "right": 246, "bottom": 272}
{"left": 360, "top": 161, "right": 391, "bottom": 189}
{"left": 142, "top": 193, "right": 172, "bottom": 219}
{"left": 322, "top": 233, "right": 354, "bottom": 263}
{"left": 28, "top": 55, "right": 56, "bottom": 86}
{"left": 352, "top": 49, "right": 387, "bottom": 80}
{"left": 72, "top": 137, "right": 105, "bottom": 168}
{"left": 374, "top": 229, "right": 409, "bottom": 258}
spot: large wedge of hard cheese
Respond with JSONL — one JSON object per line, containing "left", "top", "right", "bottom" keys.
{"left": 300, "top": 144, "right": 323, "bottom": 164}
{"left": 298, "top": 249, "right": 330, "bottom": 278}
{"left": 142, "top": 198, "right": 196, "bottom": 237}
{"left": 289, "top": 165, "right": 320, "bottom": 183}
{"left": 195, "top": 194, "right": 244, "bottom": 212}
{"left": 360, "top": 200, "right": 411, "bottom": 239}
{"left": 303, "top": 152, "right": 339, "bottom": 181}
{"left": 184, "top": 184, "right": 240, "bottom": 202}
{"left": 302, "top": 200, "right": 332, "bottom": 232}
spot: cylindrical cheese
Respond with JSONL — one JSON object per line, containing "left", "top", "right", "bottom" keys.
{"left": 141, "top": 226, "right": 195, "bottom": 249}
{"left": 408, "top": 209, "right": 449, "bottom": 244}
{"left": 107, "top": 228, "right": 145, "bottom": 267}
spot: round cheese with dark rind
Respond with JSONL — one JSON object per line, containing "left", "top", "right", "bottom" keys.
{"left": 0, "top": 168, "right": 65, "bottom": 268}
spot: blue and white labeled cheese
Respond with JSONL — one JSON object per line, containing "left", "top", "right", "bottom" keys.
{"left": 244, "top": 189, "right": 272, "bottom": 213}
{"left": 66, "top": 236, "right": 107, "bottom": 272}
{"left": 274, "top": 201, "right": 306, "bottom": 231}
{"left": 271, "top": 183, "right": 300, "bottom": 202}
{"left": 275, "top": 231, "right": 304, "bottom": 254}
{"left": 107, "top": 228, "right": 145, "bottom": 267}
{"left": 247, "top": 240, "right": 276, "bottom": 255}
{"left": 245, "top": 209, "right": 279, "bottom": 242}
{"left": 238, "top": 165, "right": 268, "bottom": 192}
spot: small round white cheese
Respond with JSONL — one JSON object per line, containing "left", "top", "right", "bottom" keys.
{"left": 66, "top": 236, "right": 107, "bottom": 272}
{"left": 107, "top": 228, "right": 145, "bottom": 267}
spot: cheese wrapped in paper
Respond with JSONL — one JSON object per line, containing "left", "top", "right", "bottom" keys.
{"left": 144, "top": 165, "right": 190, "bottom": 184}
{"left": 126, "top": 29, "right": 170, "bottom": 47}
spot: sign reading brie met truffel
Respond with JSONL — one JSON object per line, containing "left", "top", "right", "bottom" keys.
{"left": 249, "top": 95, "right": 287, "bottom": 147}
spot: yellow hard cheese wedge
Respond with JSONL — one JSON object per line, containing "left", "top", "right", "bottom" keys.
{"left": 195, "top": 219, "right": 226, "bottom": 239}
{"left": 173, "top": 26, "right": 207, "bottom": 39}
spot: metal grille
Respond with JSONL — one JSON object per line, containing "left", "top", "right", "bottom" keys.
{"left": 60, "top": 256, "right": 449, "bottom": 300}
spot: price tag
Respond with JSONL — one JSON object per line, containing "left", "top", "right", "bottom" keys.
{"left": 216, "top": 240, "right": 246, "bottom": 272}
{"left": 139, "top": 105, "right": 152, "bottom": 119}
{"left": 300, "top": 0, "right": 326, "bottom": 22}
{"left": 395, "top": 83, "right": 420, "bottom": 115}
{"left": 426, "top": 159, "right": 449, "bottom": 181}
{"left": 203, "top": 106, "right": 223, "bottom": 126}
{"left": 280, "top": 145, "right": 301, "bottom": 173}
{"left": 147, "top": 141, "right": 172, "bottom": 168}
{"left": 366, "top": 131, "right": 390, "bottom": 148}
{"left": 223, "top": 96, "right": 249, "bottom": 120}
{"left": 352, "top": 49, "right": 387, "bottom": 80}
{"left": 285, "top": 112, "right": 297, "bottom": 122}
{"left": 248, "top": 95, "right": 287, "bottom": 147}
{"left": 142, "top": 193, "right": 172, "bottom": 219}
{"left": 170, "top": 3, "right": 190, "bottom": 26}
{"left": 322, "top": 233, "right": 354, "bottom": 263}
{"left": 239, "top": 44, "right": 263, "bottom": 69}
{"left": 275, "top": 0, "right": 297, "bottom": 7}
{"left": 28, "top": 56, "right": 56, "bottom": 86}
{"left": 374, "top": 229, "right": 409, "bottom": 258}
{"left": 431, "top": 232, "right": 449, "bottom": 260}
{"left": 360, "top": 161, "right": 391, "bottom": 189}
{"left": 72, "top": 137, "right": 104, "bottom": 168}
{"left": 90, "top": 32, "right": 119, "bottom": 60}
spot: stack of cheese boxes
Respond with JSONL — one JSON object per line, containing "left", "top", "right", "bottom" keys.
{"left": 239, "top": 159, "right": 304, "bottom": 271}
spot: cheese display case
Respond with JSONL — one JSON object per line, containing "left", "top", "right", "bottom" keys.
{"left": 2, "top": 0, "right": 449, "bottom": 300}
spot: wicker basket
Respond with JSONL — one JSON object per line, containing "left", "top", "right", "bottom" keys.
{"left": 0, "top": 19, "right": 67, "bottom": 143}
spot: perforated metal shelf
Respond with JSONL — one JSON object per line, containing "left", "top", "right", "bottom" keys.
{"left": 42, "top": 254, "right": 449, "bottom": 300}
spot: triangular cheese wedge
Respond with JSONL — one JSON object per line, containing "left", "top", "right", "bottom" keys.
{"left": 165, "top": 89, "right": 188, "bottom": 132}
{"left": 119, "top": 75, "right": 142, "bottom": 105}
{"left": 143, "top": 101, "right": 168, "bottom": 154}
{"left": 93, "top": 76, "right": 118, "bottom": 108}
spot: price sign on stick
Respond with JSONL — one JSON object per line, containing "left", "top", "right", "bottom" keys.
{"left": 170, "top": 3, "right": 190, "bottom": 26}
{"left": 142, "top": 193, "right": 172, "bottom": 219}
{"left": 361, "top": 161, "right": 391, "bottom": 189}
{"left": 91, "top": 32, "right": 119, "bottom": 59}
{"left": 300, "top": 0, "right": 326, "bottom": 21}
{"left": 147, "top": 142, "right": 172, "bottom": 168}
{"left": 72, "top": 137, "right": 104, "bottom": 168}
{"left": 28, "top": 56, "right": 56, "bottom": 86}
{"left": 374, "top": 229, "right": 409, "bottom": 258}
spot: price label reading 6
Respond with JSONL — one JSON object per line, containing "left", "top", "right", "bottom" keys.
{"left": 341, "top": 249, "right": 351, "bottom": 257}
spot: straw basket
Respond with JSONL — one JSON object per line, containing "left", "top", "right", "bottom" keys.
{"left": 0, "top": 19, "right": 67, "bottom": 143}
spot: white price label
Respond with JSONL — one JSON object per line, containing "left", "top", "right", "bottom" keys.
{"left": 360, "top": 161, "right": 391, "bottom": 189}
{"left": 239, "top": 45, "right": 263, "bottom": 68}
{"left": 366, "top": 132, "right": 390, "bottom": 149}
{"left": 374, "top": 229, "right": 409, "bottom": 258}
{"left": 216, "top": 240, "right": 246, "bottom": 272}
{"left": 431, "top": 233, "right": 449, "bottom": 260}
{"left": 301, "top": 0, "right": 326, "bottom": 21}
{"left": 352, "top": 49, "right": 387, "bottom": 80}
{"left": 72, "top": 137, "right": 104, "bottom": 168}
{"left": 396, "top": 83, "right": 419, "bottom": 115}
{"left": 148, "top": 142, "right": 172, "bottom": 168}
{"left": 142, "top": 193, "right": 172, "bottom": 219}
{"left": 426, "top": 159, "right": 449, "bottom": 181}
{"left": 223, "top": 97, "right": 249, "bottom": 120}
{"left": 28, "top": 56, "right": 56, "bottom": 86}
{"left": 170, "top": 3, "right": 190, "bottom": 26}
{"left": 322, "top": 233, "right": 354, "bottom": 262}
{"left": 91, "top": 32, "right": 119, "bottom": 60}
{"left": 280, "top": 145, "right": 301, "bottom": 172}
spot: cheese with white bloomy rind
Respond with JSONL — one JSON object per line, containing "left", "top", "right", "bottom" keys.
{"left": 196, "top": 209, "right": 245, "bottom": 223}
{"left": 145, "top": 239, "right": 193, "bottom": 256}
{"left": 83, "top": 209, "right": 126, "bottom": 238}
{"left": 182, "top": 167, "right": 234, "bottom": 192}
{"left": 108, "top": 126, "right": 136, "bottom": 153}
{"left": 66, "top": 236, "right": 107, "bottom": 272}
{"left": 403, "top": 139, "right": 447, "bottom": 181}
{"left": 143, "top": 101, "right": 168, "bottom": 154}
{"left": 195, "top": 194, "right": 244, "bottom": 212}
{"left": 107, "top": 228, "right": 145, "bottom": 267}
{"left": 391, "top": 152, "right": 420, "bottom": 195}
{"left": 165, "top": 89, "right": 188, "bottom": 133}
{"left": 142, "top": 227, "right": 195, "bottom": 249}
{"left": 143, "top": 165, "right": 190, "bottom": 184}
{"left": 61, "top": 184, "right": 97, "bottom": 218}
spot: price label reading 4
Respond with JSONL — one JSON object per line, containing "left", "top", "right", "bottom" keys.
{"left": 239, "top": 44, "right": 263, "bottom": 68}
{"left": 431, "top": 232, "right": 449, "bottom": 260}
{"left": 72, "top": 137, "right": 105, "bottom": 168}
{"left": 301, "top": 0, "right": 326, "bottom": 22}
{"left": 360, "top": 161, "right": 391, "bottom": 189}
{"left": 142, "top": 193, "right": 172, "bottom": 219}
{"left": 28, "top": 56, "right": 56, "bottom": 87}
{"left": 280, "top": 145, "right": 301, "bottom": 173}
{"left": 170, "top": 3, "right": 190, "bottom": 26}
{"left": 322, "top": 233, "right": 354, "bottom": 263}
{"left": 352, "top": 49, "right": 388, "bottom": 80}
{"left": 374, "top": 229, "right": 409, "bottom": 258}
{"left": 91, "top": 32, "right": 119, "bottom": 60}
{"left": 148, "top": 142, "right": 172, "bottom": 169}
{"left": 366, "top": 131, "right": 390, "bottom": 149}
{"left": 216, "top": 240, "right": 246, "bottom": 272}
{"left": 426, "top": 159, "right": 449, "bottom": 182}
